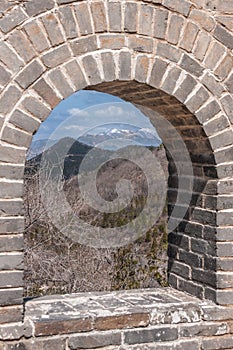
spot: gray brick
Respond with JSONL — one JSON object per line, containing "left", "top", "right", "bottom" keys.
{"left": 24, "top": 20, "right": 50, "bottom": 53}
{"left": 42, "top": 44, "right": 71, "bottom": 68}
{"left": 168, "top": 260, "right": 190, "bottom": 279}
{"left": 217, "top": 273, "right": 233, "bottom": 288}
{"left": 42, "top": 13, "right": 64, "bottom": 46}
{"left": 128, "top": 36, "right": 153, "bottom": 53}
{"left": 204, "top": 41, "right": 226, "bottom": 70}
{"left": 119, "top": 51, "right": 131, "bottom": 81}
{"left": 139, "top": 4, "right": 154, "bottom": 36}
{"left": 202, "top": 335, "right": 233, "bottom": 349}
{"left": 163, "top": 0, "right": 191, "bottom": 16}
{"left": 186, "top": 86, "right": 210, "bottom": 112}
{"left": 64, "top": 59, "right": 87, "bottom": 91}
{"left": 0, "top": 85, "right": 21, "bottom": 115}
{"left": 217, "top": 242, "right": 233, "bottom": 257}
{"left": 0, "top": 288, "right": 23, "bottom": 306}
{"left": 0, "top": 145, "right": 26, "bottom": 164}
{"left": 70, "top": 35, "right": 98, "bottom": 56}
{"left": 108, "top": 2, "right": 121, "bottom": 32}
{"left": 161, "top": 66, "right": 182, "bottom": 94}
{"left": 0, "top": 164, "right": 24, "bottom": 180}
{"left": 0, "top": 64, "right": 11, "bottom": 87}
{"left": 215, "top": 54, "right": 233, "bottom": 80}
{"left": 193, "top": 31, "right": 211, "bottom": 61}
{"left": 33, "top": 78, "right": 61, "bottom": 109}
{"left": 0, "top": 42, "right": 23, "bottom": 74}
{"left": 214, "top": 24, "right": 233, "bottom": 50}
{"left": 21, "top": 96, "right": 51, "bottom": 122}
{"left": 167, "top": 14, "right": 184, "bottom": 45}
{"left": 24, "top": 0, "right": 55, "bottom": 17}
{"left": 135, "top": 55, "right": 149, "bottom": 83}
{"left": 0, "top": 305, "right": 23, "bottom": 324}
{"left": 0, "top": 235, "right": 24, "bottom": 252}
{"left": 124, "top": 2, "right": 138, "bottom": 33}
{"left": 125, "top": 327, "right": 178, "bottom": 344}
{"left": 192, "top": 268, "right": 216, "bottom": 287}
{"left": 2, "top": 126, "right": 32, "bottom": 148}
{"left": 220, "top": 94, "right": 233, "bottom": 124}
{"left": 0, "top": 182, "right": 23, "bottom": 199}
{"left": 99, "top": 33, "right": 125, "bottom": 49}
{"left": 154, "top": 8, "right": 169, "bottom": 39}
{"left": 180, "top": 22, "right": 199, "bottom": 52}
{"left": 0, "top": 272, "right": 23, "bottom": 288}
{"left": 48, "top": 69, "right": 74, "bottom": 99}
{"left": 69, "top": 332, "right": 121, "bottom": 349}
{"left": 217, "top": 210, "right": 233, "bottom": 226}
{"left": 157, "top": 42, "right": 182, "bottom": 62}
{"left": 178, "top": 278, "right": 204, "bottom": 299}
{"left": 180, "top": 54, "right": 204, "bottom": 77}
{"left": 149, "top": 58, "right": 168, "bottom": 88}
{"left": 210, "top": 129, "right": 233, "bottom": 150}
{"left": 174, "top": 75, "right": 197, "bottom": 103}
{"left": 201, "top": 73, "right": 225, "bottom": 98}
{"left": 16, "top": 60, "right": 45, "bottom": 89}
{"left": 180, "top": 322, "right": 228, "bottom": 338}
{"left": 0, "top": 321, "right": 24, "bottom": 340}
{"left": 8, "top": 31, "right": 36, "bottom": 64}
{"left": 225, "top": 72, "right": 233, "bottom": 94}
{"left": 58, "top": 6, "right": 78, "bottom": 40}
{"left": 91, "top": 2, "right": 107, "bottom": 33}
{"left": 196, "top": 100, "right": 221, "bottom": 124}
{"left": 190, "top": 9, "right": 215, "bottom": 31}
{"left": 82, "top": 55, "right": 101, "bottom": 85}
{"left": 179, "top": 250, "right": 202, "bottom": 268}
{"left": 101, "top": 52, "right": 116, "bottom": 82}
{"left": 0, "top": 253, "right": 23, "bottom": 270}
{"left": 74, "top": 2, "right": 93, "bottom": 36}
{"left": 10, "top": 109, "right": 40, "bottom": 135}
{"left": 0, "top": 7, "right": 27, "bottom": 33}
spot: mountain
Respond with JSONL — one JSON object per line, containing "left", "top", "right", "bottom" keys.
{"left": 27, "top": 139, "right": 57, "bottom": 160}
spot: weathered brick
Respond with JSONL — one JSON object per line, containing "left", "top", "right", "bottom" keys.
{"left": 124, "top": 327, "right": 178, "bottom": 344}
{"left": 215, "top": 54, "right": 233, "bottom": 81}
{"left": 21, "top": 96, "right": 51, "bottom": 122}
{"left": 82, "top": 55, "right": 102, "bottom": 85}
{"left": 0, "top": 321, "right": 24, "bottom": 340}
{"left": 179, "top": 250, "right": 202, "bottom": 268}
{"left": 95, "top": 313, "right": 149, "bottom": 330}
{"left": 0, "top": 164, "right": 24, "bottom": 181}
{"left": 0, "top": 41, "right": 24, "bottom": 74}
{"left": 0, "top": 85, "right": 21, "bottom": 115}
{"left": 0, "top": 146, "right": 26, "bottom": 164}
{"left": 180, "top": 54, "right": 204, "bottom": 77}
{"left": 166, "top": 14, "right": 184, "bottom": 45}
{"left": 33, "top": 78, "right": 61, "bottom": 109}
{"left": 64, "top": 59, "right": 87, "bottom": 91}
{"left": 139, "top": 4, "right": 154, "bottom": 36}
{"left": 135, "top": 55, "right": 149, "bottom": 83}
{"left": 202, "top": 335, "right": 233, "bottom": 349}
{"left": 99, "top": 34, "right": 125, "bottom": 49}
{"left": 118, "top": 51, "right": 131, "bottom": 81}
{"left": 0, "top": 181, "right": 23, "bottom": 199}
{"left": 193, "top": 31, "right": 211, "bottom": 61}
{"left": 124, "top": 2, "right": 138, "bottom": 32}
{"left": 0, "top": 7, "right": 27, "bottom": 33}
{"left": 69, "top": 332, "right": 121, "bottom": 349}
{"left": 10, "top": 109, "right": 40, "bottom": 135}
{"left": 190, "top": 9, "right": 215, "bottom": 31}
{"left": 216, "top": 15, "right": 233, "bottom": 31}
{"left": 101, "top": 52, "right": 116, "bottom": 82}
{"left": 180, "top": 22, "right": 199, "bottom": 52}
{"left": 0, "top": 288, "right": 23, "bottom": 307}
{"left": 196, "top": 100, "right": 221, "bottom": 124}
{"left": 161, "top": 66, "right": 181, "bottom": 94}
{"left": 48, "top": 69, "right": 74, "bottom": 99}
{"left": 0, "top": 64, "right": 11, "bottom": 87}
{"left": 42, "top": 13, "right": 64, "bottom": 46}
{"left": 149, "top": 58, "right": 168, "bottom": 88}
{"left": 174, "top": 75, "right": 197, "bottom": 103}
{"left": 210, "top": 129, "right": 233, "bottom": 150}
{"left": 74, "top": 2, "right": 93, "bottom": 36}
{"left": 0, "top": 253, "right": 23, "bottom": 270}
{"left": 217, "top": 242, "right": 233, "bottom": 257}
{"left": 128, "top": 36, "right": 153, "bottom": 53}
{"left": 178, "top": 277, "right": 204, "bottom": 299}
{"left": 58, "top": 6, "right": 78, "bottom": 40}
{"left": 153, "top": 8, "right": 168, "bottom": 39}
{"left": 204, "top": 41, "right": 226, "bottom": 70}
{"left": 0, "top": 235, "right": 23, "bottom": 252}
{"left": 2, "top": 125, "right": 32, "bottom": 148}
{"left": 163, "top": 0, "right": 191, "bottom": 16}
{"left": 24, "top": 20, "right": 50, "bottom": 53}
{"left": 217, "top": 196, "right": 233, "bottom": 211}
{"left": 108, "top": 2, "right": 121, "bottom": 32}
{"left": 70, "top": 35, "right": 98, "bottom": 56}
{"left": 220, "top": 94, "right": 233, "bottom": 124}
{"left": 35, "top": 316, "right": 93, "bottom": 336}
{"left": 8, "top": 31, "right": 35, "bottom": 64}
{"left": 0, "top": 306, "right": 23, "bottom": 324}
{"left": 157, "top": 42, "right": 181, "bottom": 62}
{"left": 168, "top": 260, "right": 190, "bottom": 279}
{"left": 24, "top": 0, "right": 55, "bottom": 17}
{"left": 16, "top": 60, "right": 45, "bottom": 89}
{"left": 186, "top": 86, "right": 210, "bottom": 112}
{"left": 201, "top": 73, "right": 225, "bottom": 98}
{"left": 217, "top": 273, "right": 233, "bottom": 288}
{"left": 42, "top": 44, "right": 71, "bottom": 68}
{"left": 91, "top": 2, "right": 107, "bottom": 33}
{"left": 225, "top": 72, "right": 233, "bottom": 94}
{"left": 214, "top": 24, "right": 233, "bottom": 50}
{"left": 0, "top": 271, "right": 23, "bottom": 288}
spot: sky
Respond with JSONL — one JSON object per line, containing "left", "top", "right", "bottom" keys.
{"left": 33, "top": 90, "right": 161, "bottom": 144}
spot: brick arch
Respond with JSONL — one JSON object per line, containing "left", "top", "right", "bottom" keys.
{"left": 0, "top": 0, "right": 232, "bottom": 338}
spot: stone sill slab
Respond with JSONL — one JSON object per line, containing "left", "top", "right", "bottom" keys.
{"left": 24, "top": 287, "right": 213, "bottom": 337}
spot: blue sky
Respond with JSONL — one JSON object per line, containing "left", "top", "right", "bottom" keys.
{"left": 33, "top": 90, "right": 161, "bottom": 143}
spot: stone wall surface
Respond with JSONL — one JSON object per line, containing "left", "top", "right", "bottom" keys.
{"left": 0, "top": 0, "right": 232, "bottom": 347}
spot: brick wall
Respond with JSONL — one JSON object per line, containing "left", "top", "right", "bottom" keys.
{"left": 0, "top": 0, "right": 232, "bottom": 347}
